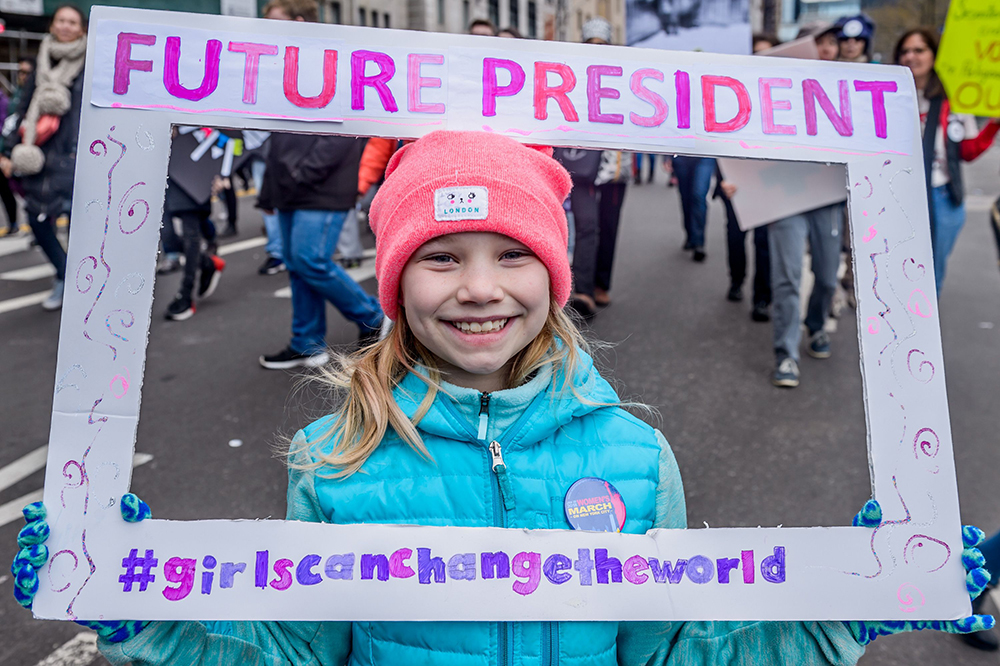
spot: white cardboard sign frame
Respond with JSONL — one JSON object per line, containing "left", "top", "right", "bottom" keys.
{"left": 35, "top": 6, "right": 963, "bottom": 622}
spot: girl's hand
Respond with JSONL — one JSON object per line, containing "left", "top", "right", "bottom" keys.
{"left": 842, "top": 501, "right": 994, "bottom": 645}
{"left": 11, "top": 495, "right": 151, "bottom": 643}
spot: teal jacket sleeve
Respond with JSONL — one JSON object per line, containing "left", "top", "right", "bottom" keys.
{"left": 98, "top": 430, "right": 353, "bottom": 666}
{"left": 616, "top": 431, "right": 866, "bottom": 666}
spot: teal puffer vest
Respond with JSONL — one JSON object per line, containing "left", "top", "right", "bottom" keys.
{"left": 300, "top": 352, "right": 662, "bottom": 666}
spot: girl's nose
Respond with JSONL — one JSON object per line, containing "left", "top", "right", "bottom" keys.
{"left": 456, "top": 266, "right": 504, "bottom": 304}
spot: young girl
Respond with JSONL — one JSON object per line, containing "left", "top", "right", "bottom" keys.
{"left": 13, "top": 131, "right": 991, "bottom": 664}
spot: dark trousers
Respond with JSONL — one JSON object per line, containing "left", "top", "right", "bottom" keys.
{"left": 0, "top": 172, "right": 17, "bottom": 230}
{"left": 722, "top": 194, "right": 771, "bottom": 305}
{"left": 222, "top": 184, "right": 237, "bottom": 230}
{"left": 673, "top": 156, "right": 716, "bottom": 249}
{"left": 161, "top": 211, "right": 216, "bottom": 257}
{"left": 168, "top": 210, "right": 215, "bottom": 299}
{"left": 571, "top": 181, "right": 627, "bottom": 296}
{"left": 26, "top": 208, "right": 67, "bottom": 281}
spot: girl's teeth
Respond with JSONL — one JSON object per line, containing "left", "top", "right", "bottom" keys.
{"left": 452, "top": 319, "right": 508, "bottom": 334}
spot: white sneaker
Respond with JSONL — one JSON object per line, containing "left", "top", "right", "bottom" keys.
{"left": 42, "top": 279, "right": 64, "bottom": 311}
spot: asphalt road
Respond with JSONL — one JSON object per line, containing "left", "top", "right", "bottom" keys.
{"left": 1, "top": 149, "right": 999, "bottom": 665}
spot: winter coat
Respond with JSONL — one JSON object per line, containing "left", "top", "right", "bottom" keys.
{"left": 99, "top": 351, "right": 865, "bottom": 666}
{"left": 258, "top": 134, "right": 363, "bottom": 212}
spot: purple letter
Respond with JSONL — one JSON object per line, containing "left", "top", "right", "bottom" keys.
{"left": 163, "top": 36, "right": 222, "bottom": 101}
{"left": 482, "top": 58, "right": 526, "bottom": 116}
{"left": 296, "top": 554, "right": 322, "bottom": 585}
{"left": 595, "top": 548, "right": 623, "bottom": 584}
{"left": 761, "top": 546, "right": 786, "bottom": 583}
{"left": 716, "top": 557, "right": 740, "bottom": 584}
{"left": 113, "top": 32, "right": 155, "bottom": 95}
{"left": 360, "top": 554, "right": 390, "bottom": 581}
{"left": 623, "top": 555, "right": 650, "bottom": 584}
{"left": 586, "top": 64, "right": 624, "bottom": 124}
{"left": 803, "top": 79, "right": 853, "bottom": 137}
{"left": 255, "top": 550, "right": 268, "bottom": 589}
{"left": 543, "top": 554, "right": 572, "bottom": 584}
{"left": 351, "top": 50, "right": 398, "bottom": 112}
{"left": 854, "top": 80, "right": 898, "bottom": 139}
{"left": 512, "top": 551, "right": 541, "bottom": 595}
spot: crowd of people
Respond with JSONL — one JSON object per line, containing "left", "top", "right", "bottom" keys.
{"left": 5, "top": 0, "right": 1000, "bottom": 663}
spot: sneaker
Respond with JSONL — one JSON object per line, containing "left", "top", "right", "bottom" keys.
{"left": 198, "top": 255, "right": 225, "bottom": 301}
{"left": 156, "top": 255, "right": 182, "bottom": 275}
{"left": 259, "top": 346, "right": 330, "bottom": 370}
{"left": 692, "top": 247, "right": 706, "bottom": 263}
{"left": 165, "top": 293, "right": 195, "bottom": 321}
{"left": 751, "top": 301, "right": 770, "bottom": 322}
{"left": 726, "top": 285, "right": 743, "bottom": 302}
{"left": 339, "top": 257, "right": 363, "bottom": 269}
{"left": 807, "top": 330, "right": 832, "bottom": 359}
{"left": 41, "top": 279, "right": 64, "bottom": 311}
{"left": 258, "top": 256, "right": 286, "bottom": 275}
{"left": 772, "top": 357, "right": 800, "bottom": 388}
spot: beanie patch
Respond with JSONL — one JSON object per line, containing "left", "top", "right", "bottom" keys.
{"left": 434, "top": 186, "right": 489, "bottom": 221}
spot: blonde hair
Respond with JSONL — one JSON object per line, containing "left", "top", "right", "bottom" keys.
{"left": 291, "top": 298, "right": 590, "bottom": 478}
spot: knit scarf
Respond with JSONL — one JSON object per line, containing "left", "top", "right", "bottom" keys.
{"left": 11, "top": 34, "right": 86, "bottom": 175}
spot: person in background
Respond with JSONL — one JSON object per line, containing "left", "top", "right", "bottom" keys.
{"left": 0, "top": 5, "right": 87, "bottom": 311}
{"left": 497, "top": 26, "right": 522, "bottom": 38}
{"left": 566, "top": 17, "right": 630, "bottom": 318}
{"left": 835, "top": 14, "right": 874, "bottom": 63}
{"left": 896, "top": 28, "right": 1000, "bottom": 293}
{"left": 634, "top": 153, "right": 656, "bottom": 184}
{"left": 468, "top": 18, "right": 496, "bottom": 36}
{"left": 752, "top": 32, "right": 779, "bottom": 53}
{"left": 798, "top": 21, "right": 840, "bottom": 61}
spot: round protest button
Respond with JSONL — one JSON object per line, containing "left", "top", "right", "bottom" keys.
{"left": 564, "top": 477, "right": 626, "bottom": 532}
{"left": 947, "top": 118, "right": 966, "bottom": 143}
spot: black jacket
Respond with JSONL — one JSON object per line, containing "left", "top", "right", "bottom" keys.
{"left": 14, "top": 67, "right": 85, "bottom": 218}
{"left": 258, "top": 133, "right": 362, "bottom": 212}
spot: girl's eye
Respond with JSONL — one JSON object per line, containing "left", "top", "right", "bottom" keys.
{"left": 501, "top": 249, "right": 531, "bottom": 261}
{"left": 426, "top": 254, "right": 455, "bottom": 264}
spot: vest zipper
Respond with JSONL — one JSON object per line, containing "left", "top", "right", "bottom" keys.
{"left": 542, "top": 621, "right": 558, "bottom": 666}
{"left": 478, "top": 392, "right": 490, "bottom": 440}
{"left": 489, "top": 440, "right": 516, "bottom": 511}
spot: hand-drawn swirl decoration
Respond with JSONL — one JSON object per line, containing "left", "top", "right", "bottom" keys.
{"left": 118, "top": 182, "right": 149, "bottom": 235}
{"left": 904, "top": 534, "right": 951, "bottom": 573}
{"left": 897, "top": 582, "right": 926, "bottom": 613}
{"left": 48, "top": 550, "right": 79, "bottom": 593}
{"left": 913, "top": 427, "right": 941, "bottom": 474}
{"left": 906, "top": 349, "right": 935, "bottom": 384}
{"left": 902, "top": 258, "right": 926, "bottom": 282}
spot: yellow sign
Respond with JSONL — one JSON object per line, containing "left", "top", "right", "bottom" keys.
{"left": 938, "top": 0, "right": 1000, "bottom": 115}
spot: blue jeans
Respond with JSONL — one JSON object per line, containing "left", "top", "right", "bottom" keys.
{"left": 768, "top": 203, "right": 843, "bottom": 363}
{"left": 252, "top": 159, "right": 282, "bottom": 261}
{"left": 278, "top": 209, "right": 383, "bottom": 355}
{"left": 673, "top": 156, "right": 716, "bottom": 249}
{"left": 931, "top": 185, "right": 965, "bottom": 294}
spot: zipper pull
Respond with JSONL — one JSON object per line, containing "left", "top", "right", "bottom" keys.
{"left": 489, "top": 440, "right": 516, "bottom": 511}
{"left": 477, "top": 392, "right": 490, "bottom": 440}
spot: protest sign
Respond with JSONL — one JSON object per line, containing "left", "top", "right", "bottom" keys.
{"left": 35, "top": 6, "right": 963, "bottom": 623}
{"left": 937, "top": 0, "right": 1000, "bottom": 116}
{"left": 716, "top": 158, "right": 847, "bottom": 231}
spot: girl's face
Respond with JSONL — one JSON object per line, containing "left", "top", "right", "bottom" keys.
{"left": 400, "top": 232, "right": 550, "bottom": 393}
{"left": 816, "top": 33, "right": 839, "bottom": 61}
{"left": 899, "top": 34, "right": 935, "bottom": 81}
{"left": 51, "top": 7, "right": 85, "bottom": 43}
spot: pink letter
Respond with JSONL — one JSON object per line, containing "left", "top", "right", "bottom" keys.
{"left": 389, "top": 548, "right": 416, "bottom": 578}
{"left": 623, "top": 555, "right": 650, "bottom": 584}
{"left": 351, "top": 50, "right": 399, "bottom": 112}
{"left": 408, "top": 53, "right": 445, "bottom": 114}
{"left": 586, "top": 64, "right": 624, "bottom": 124}
{"left": 803, "top": 79, "right": 853, "bottom": 137}
{"left": 759, "top": 77, "right": 796, "bottom": 135}
{"left": 284, "top": 47, "right": 337, "bottom": 109}
{"left": 675, "top": 70, "right": 691, "bottom": 129}
{"left": 162, "top": 557, "right": 196, "bottom": 601}
{"left": 511, "top": 551, "right": 541, "bottom": 596}
{"left": 229, "top": 41, "right": 278, "bottom": 104}
{"left": 854, "top": 80, "right": 897, "bottom": 139}
{"left": 534, "top": 62, "right": 579, "bottom": 122}
{"left": 113, "top": 32, "right": 156, "bottom": 95}
{"left": 163, "top": 36, "right": 222, "bottom": 102}
{"left": 482, "top": 58, "right": 525, "bottom": 116}
{"left": 741, "top": 550, "right": 755, "bottom": 584}
{"left": 701, "top": 75, "right": 751, "bottom": 133}
{"left": 269, "top": 558, "right": 293, "bottom": 590}
{"left": 630, "top": 68, "right": 668, "bottom": 127}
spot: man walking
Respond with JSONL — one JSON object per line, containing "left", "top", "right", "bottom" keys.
{"left": 258, "top": 133, "right": 383, "bottom": 369}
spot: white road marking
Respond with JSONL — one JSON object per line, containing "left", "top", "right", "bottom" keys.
{"left": 0, "top": 263, "right": 57, "bottom": 281}
{"left": 0, "top": 452, "right": 154, "bottom": 529}
{"left": 33, "top": 631, "right": 99, "bottom": 666}
{"left": 217, "top": 236, "right": 267, "bottom": 256}
{"left": 0, "top": 445, "right": 48, "bottom": 493}
{"left": 0, "top": 289, "right": 49, "bottom": 314}
{"left": 0, "top": 235, "right": 33, "bottom": 258}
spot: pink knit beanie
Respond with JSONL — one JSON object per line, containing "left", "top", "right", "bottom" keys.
{"left": 369, "top": 131, "right": 573, "bottom": 321}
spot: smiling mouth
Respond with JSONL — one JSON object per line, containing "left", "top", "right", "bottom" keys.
{"left": 448, "top": 318, "right": 510, "bottom": 334}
